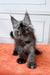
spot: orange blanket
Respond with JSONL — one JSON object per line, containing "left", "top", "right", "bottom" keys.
{"left": 0, "top": 43, "right": 50, "bottom": 75}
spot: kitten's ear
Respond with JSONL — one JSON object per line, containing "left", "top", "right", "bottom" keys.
{"left": 23, "top": 12, "right": 31, "bottom": 25}
{"left": 10, "top": 16, "right": 18, "bottom": 28}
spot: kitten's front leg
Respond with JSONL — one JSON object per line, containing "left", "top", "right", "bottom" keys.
{"left": 17, "top": 50, "right": 26, "bottom": 64}
{"left": 27, "top": 47, "right": 36, "bottom": 69}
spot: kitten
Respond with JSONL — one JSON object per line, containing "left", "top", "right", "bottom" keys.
{"left": 10, "top": 12, "right": 41, "bottom": 69}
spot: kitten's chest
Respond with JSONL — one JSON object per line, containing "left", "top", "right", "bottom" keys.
{"left": 16, "top": 39, "right": 31, "bottom": 47}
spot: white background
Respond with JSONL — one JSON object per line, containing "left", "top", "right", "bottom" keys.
{"left": 0, "top": 0, "right": 50, "bottom": 44}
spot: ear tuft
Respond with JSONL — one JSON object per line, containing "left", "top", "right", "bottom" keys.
{"left": 23, "top": 12, "right": 31, "bottom": 25}
{"left": 10, "top": 16, "right": 18, "bottom": 28}
{"left": 10, "top": 16, "right": 18, "bottom": 25}
{"left": 11, "top": 16, "right": 14, "bottom": 22}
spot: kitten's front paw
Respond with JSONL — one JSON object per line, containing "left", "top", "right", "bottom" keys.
{"left": 17, "top": 58, "right": 26, "bottom": 64}
{"left": 28, "top": 62, "right": 36, "bottom": 69}
{"left": 13, "top": 50, "right": 18, "bottom": 56}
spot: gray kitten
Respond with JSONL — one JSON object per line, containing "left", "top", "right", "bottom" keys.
{"left": 10, "top": 12, "right": 41, "bottom": 69}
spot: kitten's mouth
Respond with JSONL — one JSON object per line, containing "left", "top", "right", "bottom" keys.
{"left": 15, "top": 35, "right": 25, "bottom": 39}
{"left": 17, "top": 30, "right": 28, "bottom": 36}
{"left": 15, "top": 32, "right": 30, "bottom": 39}
{"left": 18, "top": 32, "right": 28, "bottom": 36}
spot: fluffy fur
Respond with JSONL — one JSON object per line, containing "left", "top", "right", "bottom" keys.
{"left": 10, "top": 12, "right": 41, "bottom": 69}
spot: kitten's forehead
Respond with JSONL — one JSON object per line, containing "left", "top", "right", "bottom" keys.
{"left": 18, "top": 21, "right": 27, "bottom": 26}
{"left": 17, "top": 21, "right": 23, "bottom": 25}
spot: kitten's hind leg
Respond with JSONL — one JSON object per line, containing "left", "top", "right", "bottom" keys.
{"left": 17, "top": 50, "right": 26, "bottom": 64}
{"left": 13, "top": 48, "right": 18, "bottom": 56}
{"left": 35, "top": 49, "right": 41, "bottom": 55}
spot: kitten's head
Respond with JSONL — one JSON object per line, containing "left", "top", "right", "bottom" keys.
{"left": 11, "top": 12, "right": 32, "bottom": 37}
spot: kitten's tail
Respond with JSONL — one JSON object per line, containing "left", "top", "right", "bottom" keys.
{"left": 10, "top": 31, "right": 14, "bottom": 39}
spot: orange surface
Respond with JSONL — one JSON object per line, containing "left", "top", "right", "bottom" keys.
{"left": 0, "top": 43, "right": 50, "bottom": 75}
